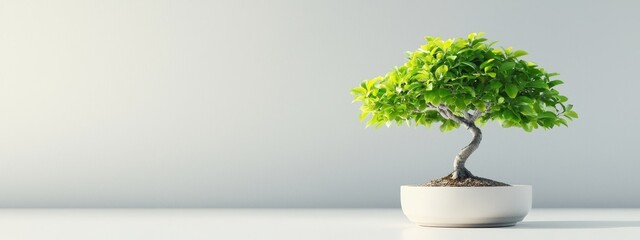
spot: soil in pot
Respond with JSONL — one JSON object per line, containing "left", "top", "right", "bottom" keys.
{"left": 423, "top": 173, "right": 509, "bottom": 187}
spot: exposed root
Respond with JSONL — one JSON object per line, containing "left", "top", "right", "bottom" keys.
{"left": 451, "top": 167, "right": 474, "bottom": 179}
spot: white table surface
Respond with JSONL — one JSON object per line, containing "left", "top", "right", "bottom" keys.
{"left": 0, "top": 208, "right": 638, "bottom": 239}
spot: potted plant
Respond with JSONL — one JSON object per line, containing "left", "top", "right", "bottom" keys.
{"left": 350, "top": 33, "right": 577, "bottom": 227}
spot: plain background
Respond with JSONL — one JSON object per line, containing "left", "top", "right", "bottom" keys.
{"left": 0, "top": 0, "right": 638, "bottom": 208}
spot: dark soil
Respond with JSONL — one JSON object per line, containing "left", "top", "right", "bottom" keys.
{"left": 423, "top": 173, "right": 510, "bottom": 187}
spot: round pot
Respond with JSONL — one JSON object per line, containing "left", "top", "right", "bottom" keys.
{"left": 401, "top": 185, "right": 531, "bottom": 227}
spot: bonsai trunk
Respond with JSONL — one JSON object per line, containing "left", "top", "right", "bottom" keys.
{"left": 451, "top": 123, "right": 482, "bottom": 179}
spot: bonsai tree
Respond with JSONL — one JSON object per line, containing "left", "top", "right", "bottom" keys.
{"left": 351, "top": 33, "right": 577, "bottom": 186}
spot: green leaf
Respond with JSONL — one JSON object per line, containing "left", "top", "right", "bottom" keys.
{"left": 365, "top": 115, "right": 378, "bottom": 127}
{"left": 365, "top": 77, "right": 381, "bottom": 90}
{"left": 350, "top": 86, "right": 367, "bottom": 96}
{"left": 528, "top": 81, "right": 549, "bottom": 89}
{"left": 566, "top": 104, "right": 574, "bottom": 111}
{"left": 501, "top": 121, "right": 515, "bottom": 128}
{"left": 435, "top": 65, "right": 449, "bottom": 79}
{"left": 423, "top": 91, "right": 436, "bottom": 102}
{"left": 443, "top": 39, "right": 453, "bottom": 51}
{"left": 547, "top": 72, "right": 560, "bottom": 77}
{"left": 548, "top": 80, "right": 564, "bottom": 88}
{"left": 538, "top": 111, "right": 557, "bottom": 119}
{"left": 519, "top": 105, "right": 536, "bottom": 116}
{"left": 526, "top": 124, "right": 536, "bottom": 132}
{"left": 455, "top": 98, "right": 466, "bottom": 109}
{"left": 425, "top": 82, "right": 434, "bottom": 90}
{"left": 556, "top": 118, "right": 568, "bottom": 127}
{"left": 565, "top": 110, "right": 579, "bottom": 118}
{"left": 499, "top": 62, "right": 516, "bottom": 72}
{"left": 479, "top": 58, "right": 495, "bottom": 69}
{"left": 439, "top": 121, "right": 448, "bottom": 132}
{"left": 558, "top": 95, "right": 568, "bottom": 102}
{"left": 516, "top": 96, "right": 533, "bottom": 103}
{"left": 486, "top": 72, "right": 496, "bottom": 78}
{"left": 359, "top": 112, "right": 369, "bottom": 121}
{"left": 437, "top": 88, "right": 451, "bottom": 98}
{"left": 505, "top": 84, "right": 519, "bottom": 99}
{"left": 511, "top": 50, "right": 528, "bottom": 58}
{"left": 489, "top": 81, "right": 503, "bottom": 90}
{"left": 439, "top": 120, "right": 459, "bottom": 132}
{"left": 502, "top": 46, "right": 513, "bottom": 55}
{"left": 462, "top": 86, "right": 476, "bottom": 97}
{"left": 503, "top": 109, "right": 520, "bottom": 123}
{"left": 474, "top": 101, "right": 486, "bottom": 112}
{"left": 474, "top": 38, "right": 488, "bottom": 44}
{"left": 539, "top": 118, "right": 555, "bottom": 128}
{"left": 459, "top": 61, "right": 477, "bottom": 70}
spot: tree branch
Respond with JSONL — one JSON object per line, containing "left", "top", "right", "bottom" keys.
{"left": 428, "top": 103, "right": 470, "bottom": 127}
{"left": 463, "top": 111, "right": 473, "bottom": 120}
{"left": 469, "top": 102, "right": 492, "bottom": 122}
{"left": 426, "top": 101, "right": 494, "bottom": 128}
{"left": 413, "top": 105, "right": 439, "bottom": 114}
{"left": 470, "top": 109, "right": 481, "bottom": 121}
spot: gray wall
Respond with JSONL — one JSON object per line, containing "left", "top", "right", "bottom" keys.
{"left": 0, "top": 0, "right": 638, "bottom": 208}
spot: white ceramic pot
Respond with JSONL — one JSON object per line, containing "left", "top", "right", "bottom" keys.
{"left": 401, "top": 185, "right": 531, "bottom": 227}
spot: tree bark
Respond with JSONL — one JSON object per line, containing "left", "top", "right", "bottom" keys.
{"left": 451, "top": 123, "right": 482, "bottom": 179}
{"left": 427, "top": 103, "right": 488, "bottom": 179}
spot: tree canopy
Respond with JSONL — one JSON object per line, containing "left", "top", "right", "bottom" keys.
{"left": 351, "top": 32, "right": 577, "bottom": 132}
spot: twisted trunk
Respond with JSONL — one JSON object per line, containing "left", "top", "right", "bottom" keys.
{"left": 451, "top": 124, "right": 482, "bottom": 179}
{"left": 427, "top": 103, "right": 487, "bottom": 180}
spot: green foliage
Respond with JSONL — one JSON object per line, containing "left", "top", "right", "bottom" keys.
{"left": 351, "top": 32, "right": 577, "bottom": 132}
